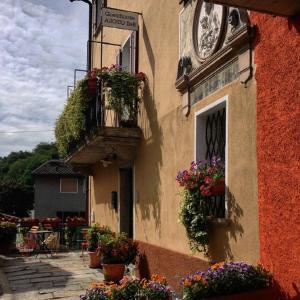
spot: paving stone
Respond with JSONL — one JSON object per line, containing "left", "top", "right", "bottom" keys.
{"left": 6, "top": 269, "right": 37, "bottom": 277}
{"left": 31, "top": 276, "right": 67, "bottom": 283}
{"left": 9, "top": 272, "right": 52, "bottom": 281}
{"left": 53, "top": 290, "right": 83, "bottom": 298}
{"left": 38, "top": 293, "right": 54, "bottom": 300}
{"left": 1, "top": 252, "right": 102, "bottom": 299}
{"left": 35, "top": 282, "right": 54, "bottom": 289}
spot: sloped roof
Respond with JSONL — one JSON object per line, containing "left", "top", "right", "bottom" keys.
{"left": 32, "top": 160, "right": 83, "bottom": 177}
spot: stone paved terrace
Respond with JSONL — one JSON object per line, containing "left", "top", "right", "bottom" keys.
{"left": 0, "top": 252, "right": 103, "bottom": 300}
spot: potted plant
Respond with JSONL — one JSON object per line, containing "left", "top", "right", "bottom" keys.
{"left": 176, "top": 157, "right": 225, "bottom": 254}
{"left": 19, "top": 217, "right": 39, "bottom": 228}
{"left": 41, "top": 217, "right": 61, "bottom": 230}
{"left": 181, "top": 262, "right": 272, "bottom": 300}
{"left": 87, "top": 224, "right": 112, "bottom": 268}
{"left": 98, "top": 232, "right": 138, "bottom": 283}
{"left": 0, "top": 221, "right": 17, "bottom": 254}
{"left": 97, "top": 65, "right": 146, "bottom": 127}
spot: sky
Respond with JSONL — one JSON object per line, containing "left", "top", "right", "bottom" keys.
{"left": 0, "top": 0, "right": 88, "bottom": 157}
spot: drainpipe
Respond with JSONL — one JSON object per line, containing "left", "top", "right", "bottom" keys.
{"left": 69, "top": 0, "right": 92, "bottom": 71}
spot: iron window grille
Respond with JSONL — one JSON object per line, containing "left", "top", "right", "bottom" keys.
{"left": 205, "top": 108, "right": 226, "bottom": 218}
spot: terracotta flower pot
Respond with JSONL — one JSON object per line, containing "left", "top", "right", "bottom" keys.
{"left": 103, "top": 263, "right": 125, "bottom": 283}
{"left": 210, "top": 178, "right": 225, "bottom": 196}
{"left": 88, "top": 251, "right": 101, "bottom": 268}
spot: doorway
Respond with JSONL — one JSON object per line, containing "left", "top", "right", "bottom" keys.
{"left": 119, "top": 167, "right": 133, "bottom": 238}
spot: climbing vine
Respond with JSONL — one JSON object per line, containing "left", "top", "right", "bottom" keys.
{"left": 55, "top": 79, "right": 89, "bottom": 157}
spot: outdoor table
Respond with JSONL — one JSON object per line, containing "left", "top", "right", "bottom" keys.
{"left": 28, "top": 230, "right": 53, "bottom": 256}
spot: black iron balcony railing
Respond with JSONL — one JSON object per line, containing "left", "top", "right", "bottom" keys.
{"left": 83, "top": 83, "right": 139, "bottom": 135}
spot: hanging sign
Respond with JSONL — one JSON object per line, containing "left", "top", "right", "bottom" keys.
{"left": 101, "top": 8, "right": 138, "bottom": 31}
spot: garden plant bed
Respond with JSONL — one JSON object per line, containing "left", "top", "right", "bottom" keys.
{"left": 204, "top": 288, "right": 277, "bottom": 300}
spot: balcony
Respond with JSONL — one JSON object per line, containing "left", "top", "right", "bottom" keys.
{"left": 65, "top": 100, "right": 142, "bottom": 165}
{"left": 56, "top": 68, "right": 145, "bottom": 166}
{"left": 205, "top": 0, "right": 300, "bottom": 17}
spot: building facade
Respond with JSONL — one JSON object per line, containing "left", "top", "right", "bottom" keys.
{"left": 32, "top": 160, "right": 86, "bottom": 219}
{"left": 65, "top": 0, "right": 300, "bottom": 297}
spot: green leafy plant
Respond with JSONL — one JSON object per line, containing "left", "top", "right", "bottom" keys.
{"left": 176, "top": 157, "right": 225, "bottom": 255}
{"left": 87, "top": 224, "right": 112, "bottom": 251}
{"left": 97, "top": 65, "right": 145, "bottom": 125}
{"left": 181, "top": 262, "right": 272, "bottom": 300}
{"left": 98, "top": 232, "right": 138, "bottom": 264}
{"left": 55, "top": 79, "right": 89, "bottom": 157}
{"left": 0, "top": 221, "right": 17, "bottom": 244}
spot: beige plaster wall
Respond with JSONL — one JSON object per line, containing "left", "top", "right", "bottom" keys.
{"left": 89, "top": 163, "right": 119, "bottom": 232}
{"left": 89, "top": 0, "right": 259, "bottom": 263}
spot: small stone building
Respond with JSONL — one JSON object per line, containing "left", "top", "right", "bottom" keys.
{"left": 32, "top": 160, "right": 86, "bottom": 219}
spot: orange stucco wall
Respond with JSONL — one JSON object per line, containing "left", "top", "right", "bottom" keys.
{"left": 251, "top": 13, "right": 300, "bottom": 298}
{"left": 88, "top": 0, "right": 260, "bottom": 270}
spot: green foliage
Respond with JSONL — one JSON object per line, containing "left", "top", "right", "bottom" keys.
{"left": 0, "top": 143, "right": 58, "bottom": 185}
{"left": 98, "top": 67, "right": 145, "bottom": 122}
{"left": 0, "top": 181, "right": 33, "bottom": 217}
{"left": 0, "top": 221, "right": 17, "bottom": 244}
{"left": 0, "top": 143, "right": 58, "bottom": 217}
{"left": 55, "top": 79, "right": 89, "bottom": 157}
{"left": 87, "top": 224, "right": 112, "bottom": 251}
{"left": 98, "top": 232, "right": 138, "bottom": 264}
{"left": 179, "top": 190, "right": 209, "bottom": 255}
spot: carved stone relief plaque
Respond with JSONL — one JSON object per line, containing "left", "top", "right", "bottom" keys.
{"left": 179, "top": 5, "right": 193, "bottom": 59}
{"left": 193, "top": 1, "right": 225, "bottom": 62}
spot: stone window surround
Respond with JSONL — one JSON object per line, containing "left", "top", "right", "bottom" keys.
{"left": 194, "top": 95, "right": 229, "bottom": 216}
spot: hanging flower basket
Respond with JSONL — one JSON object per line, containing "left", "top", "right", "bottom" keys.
{"left": 210, "top": 178, "right": 225, "bottom": 196}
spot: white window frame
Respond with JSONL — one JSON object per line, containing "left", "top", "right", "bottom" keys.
{"left": 119, "top": 32, "right": 137, "bottom": 74}
{"left": 60, "top": 178, "right": 79, "bottom": 194}
{"left": 194, "top": 95, "right": 229, "bottom": 216}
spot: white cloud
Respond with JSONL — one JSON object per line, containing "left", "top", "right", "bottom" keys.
{"left": 0, "top": 0, "right": 89, "bottom": 156}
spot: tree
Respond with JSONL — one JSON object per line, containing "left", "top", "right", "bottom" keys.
{"left": 0, "top": 181, "right": 33, "bottom": 217}
{"left": 0, "top": 143, "right": 59, "bottom": 216}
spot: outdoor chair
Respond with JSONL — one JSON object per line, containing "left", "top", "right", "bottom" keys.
{"left": 30, "top": 225, "right": 39, "bottom": 232}
{"left": 43, "top": 223, "right": 53, "bottom": 231}
{"left": 18, "top": 234, "right": 38, "bottom": 256}
{"left": 78, "top": 228, "right": 89, "bottom": 261}
{"left": 44, "top": 232, "right": 59, "bottom": 255}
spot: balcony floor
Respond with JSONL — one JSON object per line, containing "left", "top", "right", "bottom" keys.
{"left": 65, "top": 127, "right": 142, "bottom": 165}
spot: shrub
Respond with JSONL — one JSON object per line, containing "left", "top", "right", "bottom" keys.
{"left": 80, "top": 275, "right": 172, "bottom": 300}
{"left": 55, "top": 79, "right": 89, "bottom": 157}
{"left": 181, "top": 262, "right": 272, "bottom": 300}
{"left": 98, "top": 232, "right": 138, "bottom": 264}
{"left": 0, "top": 222, "right": 17, "bottom": 244}
{"left": 140, "top": 274, "right": 171, "bottom": 300}
{"left": 87, "top": 224, "right": 112, "bottom": 251}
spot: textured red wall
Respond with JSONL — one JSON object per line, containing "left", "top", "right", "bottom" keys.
{"left": 137, "top": 241, "right": 208, "bottom": 294}
{"left": 251, "top": 13, "right": 300, "bottom": 299}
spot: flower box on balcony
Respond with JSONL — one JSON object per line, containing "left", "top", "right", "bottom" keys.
{"left": 203, "top": 288, "right": 276, "bottom": 300}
